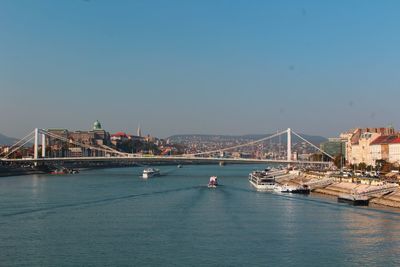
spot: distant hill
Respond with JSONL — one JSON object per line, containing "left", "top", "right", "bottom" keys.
{"left": 0, "top": 133, "right": 18, "bottom": 145}
{"left": 168, "top": 133, "right": 327, "bottom": 146}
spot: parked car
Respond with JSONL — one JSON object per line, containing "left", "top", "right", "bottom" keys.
{"left": 354, "top": 171, "right": 363, "bottom": 177}
{"left": 342, "top": 171, "right": 351, "bottom": 177}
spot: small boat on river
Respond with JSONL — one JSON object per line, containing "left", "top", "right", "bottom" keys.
{"left": 208, "top": 176, "right": 218, "bottom": 188}
{"left": 142, "top": 168, "right": 160, "bottom": 179}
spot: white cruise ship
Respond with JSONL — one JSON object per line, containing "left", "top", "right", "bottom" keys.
{"left": 248, "top": 169, "right": 289, "bottom": 191}
{"left": 142, "top": 168, "right": 160, "bottom": 179}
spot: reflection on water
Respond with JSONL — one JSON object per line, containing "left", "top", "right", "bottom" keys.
{"left": 1, "top": 164, "right": 400, "bottom": 266}
{"left": 339, "top": 209, "right": 400, "bottom": 266}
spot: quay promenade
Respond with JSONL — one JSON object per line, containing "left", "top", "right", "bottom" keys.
{"left": 280, "top": 172, "right": 400, "bottom": 209}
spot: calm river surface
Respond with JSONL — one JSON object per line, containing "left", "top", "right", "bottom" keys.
{"left": 1, "top": 164, "right": 400, "bottom": 266}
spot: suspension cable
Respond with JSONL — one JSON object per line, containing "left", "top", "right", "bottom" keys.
{"left": 291, "top": 130, "right": 334, "bottom": 159}
{"left": 3, "top": 136, "right": 35, "bottom": 158}
{"left": 0, "top": 130, "right": 35, "bottom": 157}
{"left": 189, "top": 129, "right": 288, "bottom": 156}
{"left": 43, "top": 130, "right": 127, "bottom": 156}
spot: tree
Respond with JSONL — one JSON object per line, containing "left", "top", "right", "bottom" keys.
{"left": 117, "top": 139, "right": 161, "bottom": 155}
{"left": 375, "top": 159, "right": 386, "bottom": 171}
{"left": 118, "top": 140, "right": 135, "bottom": 153}
{"left": 310, "top": 153, "right": 323, "bottom": 161}
{"left": 376, "top": 159, "right": 393, "bottom": 173}
{"left": 358, "top": 162, "right": 367, "bottom": 171}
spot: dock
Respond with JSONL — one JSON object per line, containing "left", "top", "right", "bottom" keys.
{"left": 338, "top": 194, "right": 369, "bottom": 206}
{"left": 278, "top": 172, "right": 400, "bottom": 207}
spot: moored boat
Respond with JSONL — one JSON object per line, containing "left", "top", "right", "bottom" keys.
{"left": 51, "top": 169, "right": 67, "bottom": 175}
{"left": 338, "top": 194, "right": 369, "bottom": 206}
{"left": 248, "top": 169, "right": 289, "bottom": 191}
{"left": 50, "top": 167, "right": 79, "bottom": 175}
{"left": 276, "top": 184, "right": 310, "bottom": 194}
{"left": 70, "top": 169, "right": 79, "bottom": 174}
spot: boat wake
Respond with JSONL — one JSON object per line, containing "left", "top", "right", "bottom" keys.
{"left": 2, "top": 186, "right": 203, "bottom": 218}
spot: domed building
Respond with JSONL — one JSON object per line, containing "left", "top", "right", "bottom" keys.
{"left": 88, "top": 120, "right": 110, "bottom": 147}
{"left": 47, "top": 120, "right": 111, "bottom": 157}
{"left": 93, "top": 120, "right": 102, "bottom": 130}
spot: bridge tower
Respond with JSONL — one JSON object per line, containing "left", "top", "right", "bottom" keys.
{"left": 33, "top": 128, "right": 46, "bottom": 160}
{"left": 287, "top": 128, "right": 291, "bottom": 162}
{"left": 34, "top": 128, "right": 39, "bottom": 160}
{"left": 42, "top": 131, "right": 46, "bottom": 158}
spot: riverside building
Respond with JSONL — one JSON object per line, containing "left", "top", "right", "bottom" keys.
{"left": 340, "top": 127, "right": 397, "bottom": 166}
{"left": 320, "top": 138, "right": 346, "bottom": 159}
{"left": 46, "top": 120, "right": 111, "bottom": 157}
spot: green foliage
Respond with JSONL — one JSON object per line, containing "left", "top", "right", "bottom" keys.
{"left": 118, "top": 140, "right": 161, "bottom": 155}
{"left": 375, "top": 159, "right": 392, "bottom": 172}
{"left": 309, "top": 153, "right": 322, "bottom": 161}
{"left": 358, "top": 162, "right": 367, "bottom": 171}
{"left": 333, "top": 154, "right": 343, "bottom": 168}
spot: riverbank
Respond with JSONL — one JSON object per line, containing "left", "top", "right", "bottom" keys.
{"left": 286, "top": 173, "right": 400, "bottom": 209}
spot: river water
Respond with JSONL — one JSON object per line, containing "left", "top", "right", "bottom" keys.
{"left": 1, "top": 164, "right": 400, "bottom": 266}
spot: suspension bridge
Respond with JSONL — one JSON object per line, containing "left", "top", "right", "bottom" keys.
{"left": 0, "top": 128, "right": 334, "bottom": 167}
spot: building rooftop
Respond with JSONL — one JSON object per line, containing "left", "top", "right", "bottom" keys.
{"left": 111, "top": 132, "right": 128, "bottom": 138}
{"left": 370, "top": 135, "right": 399, "bottom": 145}
{"left": 93, "top": 120, "right": 102, "bottom": 130}
{"left": 390, "top": 137, "right": 400, "bottom": 144}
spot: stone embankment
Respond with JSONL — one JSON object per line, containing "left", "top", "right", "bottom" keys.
{"left": 286, "top": 172, "right": 400, "bottom": 209}
{"left": 369, "top": 191, "right": 400, "bottom": 208}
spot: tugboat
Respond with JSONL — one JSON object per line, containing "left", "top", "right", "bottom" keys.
{"left": 142, "top": 168, "right": 160, "bottom": 179}
{"left": 208, "top": 176, "right": 218, "bottom": 188}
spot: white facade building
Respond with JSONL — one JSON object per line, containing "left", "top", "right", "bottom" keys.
{"left": 370, "top": 144, "right": 382, "bottom": 165}
{"left": 389, "top": 140, "right": 400, "bottom": 164}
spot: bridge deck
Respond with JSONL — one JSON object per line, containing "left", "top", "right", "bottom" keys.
{"left": 0, "top": 156, "right": 331, "bottom": 165}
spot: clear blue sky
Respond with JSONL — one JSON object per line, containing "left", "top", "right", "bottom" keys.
{"left": 1, "top": 0, "right": 399, "bottom": 138}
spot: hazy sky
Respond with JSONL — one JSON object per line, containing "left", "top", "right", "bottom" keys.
{"left": 1, "top": 0, "right": 399, "bottom": 138}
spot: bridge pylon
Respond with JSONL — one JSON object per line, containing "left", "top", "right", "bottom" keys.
{"left": 33, "top": 128, "right": 46, "bottom": 160}
{"left": 34, "top": 128, "right": 39, "bottom": 160}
